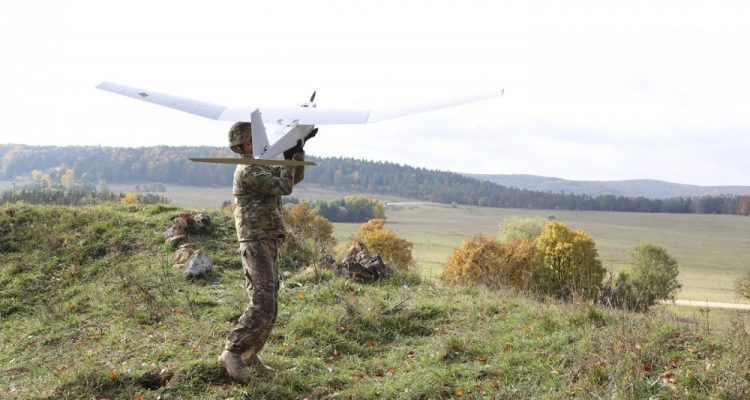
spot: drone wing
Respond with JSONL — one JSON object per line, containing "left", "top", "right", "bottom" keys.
{"left": 189, "top": 158, "right": 316, "bottom": 167}
{"left": 97, "top": 82, "right": 503, "bottom": 125}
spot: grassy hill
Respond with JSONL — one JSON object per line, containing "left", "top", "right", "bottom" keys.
{"left": 2, "top": 203, "right": 749, "bottom": 399}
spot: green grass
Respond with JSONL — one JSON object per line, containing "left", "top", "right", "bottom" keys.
{"left": 3, "top": 203, "right": 749, "bottom": 399}
{"left": 5, "top": 179, "right": 748, "bottom": 303}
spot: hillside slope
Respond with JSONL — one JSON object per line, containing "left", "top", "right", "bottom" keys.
{"left": 1, "top": 203, "right": 749, "bottom": 399}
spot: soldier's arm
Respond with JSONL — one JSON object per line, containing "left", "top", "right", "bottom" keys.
{"left": 292, "top": 152, "right": 305, "bottom": 185}
{"left": 250, "top": 166, "right": 295, "bottom": 196}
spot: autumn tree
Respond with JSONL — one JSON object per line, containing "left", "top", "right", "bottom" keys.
{"left": 352, "top": 219, "right": 414, "bottom": 270}
{"left": 532, "top": 221, "right": 605, "bottom": 300}
{"left": 738, "top": 196, "right": 750, "bottom": 216}
{"left": 120, "top": 192, "right": 138, "bottom": 204}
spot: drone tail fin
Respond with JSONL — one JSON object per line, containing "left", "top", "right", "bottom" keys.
{"left": 250, "top": 109, "right": 272, "bottom": 159}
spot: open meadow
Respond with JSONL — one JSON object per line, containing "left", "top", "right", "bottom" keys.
{"left": 138, "top": 182, "right": 750, "bottom": 304}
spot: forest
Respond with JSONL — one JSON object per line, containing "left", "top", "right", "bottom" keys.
{"left": 1, "top": 144, "right": 748, "bottom": 215}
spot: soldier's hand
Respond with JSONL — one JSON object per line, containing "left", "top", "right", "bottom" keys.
{"left": 283, "top": 139, "right": 304, "bottom": 160}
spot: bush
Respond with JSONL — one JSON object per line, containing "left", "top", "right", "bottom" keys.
{"left": 739, "top": 273, "right": 750, "bottom": 301}
{"left": 279, "top": 202, "right": 336, "bottom": 270}
{"left": 531, "top": 221, "right": 605, "bottom": 300}
{"left": 352, "top": 219, "right": 414, "bottom": 270}
{"left": 440, "top": 235, "right": 536, "bottom": 290}
{"left": 498, "top": 216, "right": 545, "bottom": 242}
{"left": 599, "top": 242, "right": 681, "bottom": 311}
{"left": 314, "top": 195, "right": 386, "bottom": 222}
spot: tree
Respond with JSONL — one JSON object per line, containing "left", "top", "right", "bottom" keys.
{"left": 121, "top": 192, "right": 138, "bottom": 204}
{"left": 96, "top": 179, "right": 109, "bottom": 195}
{"left": 532, "top": 221, "right": 605, "bottom": 300}
{"left": 498, "top": 216, "right": 545, "bottom": 242}
{"left": 629, "top": 242, "right": 681, "bottom": 303}
{"left": 600, "top": 242, "right": 681, "bottom": 311}
{"left": 738, "top": 196, "right": 750, "bottom": 216}
{"left": 61, "top": 169, "right": 76, "bottom": 189}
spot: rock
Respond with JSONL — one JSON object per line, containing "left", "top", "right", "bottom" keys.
{"left": 282, "top": 271, "right": 293, "bottom": 279}
{"left": 336, "top": 242, "right": 394, "bottom": 282}
{"left": 137, "top": 368, "right": 174, "bottom": 390}
{"left": 163, "top": 225, "right": 177, "bottom": 239}
{"left": 184, "top": 249, "right": 212, "bottom": 278}
{"left": 173, "top": 243, "right": 197, "bottom": 266}
{"left": 165, "top": 234, "right": 187, "bottom": 248}
{"left": 163, "top": 224, "right": 186, "bottom": 239}
{"left": 172, "top": 213, "right": 193, "bottom": 229}
{"left": 191, "top": 213, "right": 211, "bottom": 233}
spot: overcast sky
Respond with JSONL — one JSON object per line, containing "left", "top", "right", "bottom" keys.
{"left": 1, "top": 0, "right": 748, "bottom": 185}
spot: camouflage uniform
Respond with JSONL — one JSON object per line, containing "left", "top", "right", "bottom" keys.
{"left": 224, "top": 154, "right": 304, "bottom": 356}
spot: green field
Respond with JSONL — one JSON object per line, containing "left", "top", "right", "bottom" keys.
{"left": 4, "top": 180, "right": 749, "bottom": 304}
{"left": 331, "top": 202, "right": 750, "bottom": 304}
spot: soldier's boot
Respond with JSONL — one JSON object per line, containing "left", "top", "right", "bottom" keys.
{"left": 218, "top": 350, "right": 251, "bottom": 382}
{"left": 243, "top": 352, "right": 276, "bottom": 373}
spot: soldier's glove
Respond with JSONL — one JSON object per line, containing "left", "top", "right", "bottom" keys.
{"left": 283, "top": 139, "right": 304, "bottom": 160}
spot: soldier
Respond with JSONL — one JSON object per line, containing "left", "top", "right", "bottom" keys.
{"left": 218, "top": 121, "right": 315, "bottom": 382}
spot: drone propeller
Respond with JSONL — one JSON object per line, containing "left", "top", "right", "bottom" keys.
{"left": 310, "top": 90, "right": 316, "bottom": 103}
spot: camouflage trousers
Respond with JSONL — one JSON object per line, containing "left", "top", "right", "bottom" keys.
{"left": 224, "top": 239, "right": 280, "bottom": 355}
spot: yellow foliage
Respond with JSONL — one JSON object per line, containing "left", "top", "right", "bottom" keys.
{"left": 284, "top": 202, "right": 335, "bottom": 249}
{"left": 352, "top": 219, "right": 413, "bottom": 270}
{"left": 441, "top": 235, "right": 536, "bottom": 290}
{"left": 532, "top": 221, "right": 604, "bottom": 299}
{"left": 121, "top": 192, "right": 138, "bottom": 204}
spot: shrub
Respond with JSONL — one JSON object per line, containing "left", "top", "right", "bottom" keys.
{"left": 498, "top": 216, "right": 545, "bottom": 242}
{"left": 120, "top": 192, "right": 138, "bottom": 204}
{"left": 314, "top": 195, "right": 386, "bottom": 222}
{"left": 532, "top": 221, "right": 605, "bottom": 300}
{"left": 739, "top": 273, "right": 750, "bottom": 301}
{"left": 279, "top": 202, "right": 336, "bottom": 270}
{"left": 440, "top": 235, "right": 536, "bottom": 290}
{"left": 352, "top": 219, "right": 413, "bottom": 270}
{"left": 599, "top": 242, "right": 681, "bottom": 311}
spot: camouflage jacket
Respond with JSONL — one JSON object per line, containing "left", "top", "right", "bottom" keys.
{"left": 233, "top": 154, "right": 304, "bottom": 241}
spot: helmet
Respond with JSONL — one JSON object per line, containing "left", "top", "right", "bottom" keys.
{"left": 228, "top": 122, "right": 251, "bottom": 154}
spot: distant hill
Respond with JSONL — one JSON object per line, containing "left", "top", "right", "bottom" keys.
{"left": 2, "top": 144, "right": 749, "bottom": 215}
{"left": 468, "top": 174, "right": 750, "bottom": 199}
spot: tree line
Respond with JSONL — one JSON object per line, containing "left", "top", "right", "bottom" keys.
{"left": 1, "top": 144, "right": 748, "bottom": 215}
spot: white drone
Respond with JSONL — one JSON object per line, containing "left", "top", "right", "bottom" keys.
{"left": 96, "top": 82, "right": 504, "bottom": 167}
